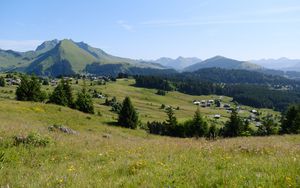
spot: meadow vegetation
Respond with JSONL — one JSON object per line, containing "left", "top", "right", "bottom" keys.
{"left": 0, "top": 73, "right": 299, "bottom": 187}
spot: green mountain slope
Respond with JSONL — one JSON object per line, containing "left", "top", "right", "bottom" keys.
{"left": 26, "top": 39, "right": 98, "bottom": 76}
{"left": 0, "top": 39, "right": 169, "bottom": 76}
{"left": 184, "top": 56, "right": 262, "bottom": 72}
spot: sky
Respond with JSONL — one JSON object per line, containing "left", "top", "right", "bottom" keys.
{"left": 0, "top": 0, "right": 300, "bottom": 60}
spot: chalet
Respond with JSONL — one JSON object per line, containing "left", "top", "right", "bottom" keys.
{"left": 6, "top": 78, "right": 21, "bottom": 85}
{"left": 251, "top": 109, "right": 258, "bottom": 115}
{"left": 193, "top": 101, "right": 201, "bottom": 105}
{"left": 208, "top": 100, "right": 214, "bottom": 104}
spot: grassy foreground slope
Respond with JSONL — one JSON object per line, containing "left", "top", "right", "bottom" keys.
{"left": 0, "top": 78, "right": 298, "bottom": 187}
{"left": 0, "top": 99, "right": 299, "bottom": 187}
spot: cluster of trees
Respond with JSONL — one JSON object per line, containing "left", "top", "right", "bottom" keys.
{"left": 281, "top": 105, "right": 300, "bottom": 134}
{"left": 134, "top": 74, "right": 300, "bottom": 112}
{"left": 16, "top": 75, "right": 47, "bottom": 102}
{"left": 104, "top": 97, "right": 123, "bottom": 113}
{"left": 147, "top": 107, "right": 211, "bottom": 138}
{"left": 16, "top": 75, "right": 94, "bottom": 114}
{"left": 48, "top": 78, "right": 94, "bottom": 114}
{"left": 190, "top": 68, "right": 300, "bottom": 87}
{"left": 134, "top": 75, "right": 173, "bottom": 91}
{"left": 147, "top": 104, "right": 300, "bottom": 139}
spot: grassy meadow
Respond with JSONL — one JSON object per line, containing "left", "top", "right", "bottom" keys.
{"left": 0, "top": 78, "right": 299, "bottom": 187}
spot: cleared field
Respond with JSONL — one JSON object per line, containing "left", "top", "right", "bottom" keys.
{"left": 0, "top": 79, "right": 298, "bottom": 187}
{"left": 0, "top": 99, "right": 299, "bottom": 187}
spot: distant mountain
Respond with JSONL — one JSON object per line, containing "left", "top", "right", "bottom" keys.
{"left": 184, "top": 56, "right": 262, "bottom": 72}
{"left": 0, "top": 39, "right": 171, "bottom": 76}
{"left": 153, "top": 56, "right": 201, "bottom": 70}
{"left": 251, "top": 58, "right": 300, "bottom": 70}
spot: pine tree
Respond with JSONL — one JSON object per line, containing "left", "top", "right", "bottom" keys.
{"left": 118, "top": 97, "right": 139, "bottom": 129}
{"left": 165, "top": 106, "right": 177, "bottom": 127}
{"left": 281, "top": 105, "right": 300, "bottom": 134}
{"left": 223, "top": 108, "right": 244, "bottom": 137}
{"left": 75, "top": 88, "right": 94, "bottom": 114}
{"left": 191, "top": 107, "right": 208, "bottom": 137}
{"left": 257, "top": 115, "right": 278, "bottom": 136}
{"left": 49, "top": 79, "right": 73, "bottom": 107}
{"left": 207, "top": 124, "right": 218, "bottom": 140}
{"left": 164, "top": 106, "right": 178, "bottom": 136}
{"left": 0, "top": 76, "right": 5, "bottom": 87}
{"left": 16, "top": 75, "right": 46, "bottom": 102}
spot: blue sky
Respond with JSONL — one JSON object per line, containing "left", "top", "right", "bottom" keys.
{"left": 1, "top": 0, "right": 300, "bottom": 60}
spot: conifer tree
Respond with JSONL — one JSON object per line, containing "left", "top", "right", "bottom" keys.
{"left": 281, "top": 105, "right": 300, "bottom": 134}
{"left": 165, "top": 106, "right": 177, "bottom": 127}
{"left": 223, "top": 108, "right": 244, "bottom": 137}
{"left": 118, "top": 97, "right": 138, "bottom": 129}
{"left": 191, "top": 107, "right": 208, "bottom": 137}
{"left": 16, "top": 75, "right": 46, "bottom": 102}
{"left": 75, "top": 88, "right": 94, "bottom": 114}
{"left": 0, "top": 76, "right": 5, "bottom": 87}
{"left": 49, "top": 79, "right": 73, "bottom": 107}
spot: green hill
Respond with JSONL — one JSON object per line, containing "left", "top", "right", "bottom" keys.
{"left": 0, "top": 78, "right": 299, "bottom": 187}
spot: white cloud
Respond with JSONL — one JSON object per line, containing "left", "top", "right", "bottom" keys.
{"left": 0, "top": 40, "right": 42, "bottom": 51}
{"left": 117, "top": 20, "right": 134, "bottom": 32}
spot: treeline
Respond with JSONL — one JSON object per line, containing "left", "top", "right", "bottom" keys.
{"left": 14, "top": 74, "right": 140, "bottom": 129}
{"left": 15, "top": 75, "right": 94, "bottom": 114}
{"left": 147, "top": 105, "right": 300, "bottom": 139}
{"left": 134, "top": 73, "right": 300, "bottom": 111}
{"left": 189, "top": 68, "right": 300, "bottom": 87}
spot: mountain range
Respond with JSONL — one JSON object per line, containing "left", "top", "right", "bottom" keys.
{"left": 251, "top": 58, "right": 300, "bottom": 72}
{"left": 0, "top": 39, "right": 169, "bottom": 76}
{"left": 1, "top": 39, "right": 300, "bottom": 78}
{"left": 152, "top": 57, "right": 201, "bottom": 70}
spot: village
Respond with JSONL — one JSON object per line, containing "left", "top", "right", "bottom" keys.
{"left": 192, "top": 98, "right": 262, "bottom": 127}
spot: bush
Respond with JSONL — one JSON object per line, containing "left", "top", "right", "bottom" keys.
{"left": 147, "top": 121, "right": 165, "bottom": 135}
{"left": 13, "top": 132, "right": 51, "bottom": 147}
{"left": 156, "top": 89, "right": 166, "bottom": 96}
{"left": 207, "top": 124, "right": 218, "bottom": 140}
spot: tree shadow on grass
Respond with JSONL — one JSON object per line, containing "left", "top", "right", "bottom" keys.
{"left": 106, "top": 121, "right": 119, "bottom": 127}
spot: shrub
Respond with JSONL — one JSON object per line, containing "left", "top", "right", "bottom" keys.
{"left": 207, "top": 124, "right": 218, "bottom": 140}
{"left": 13, "top": 132, "right": 51, "bottom": 147}
{"left": 156, "top": 89, "right": 166, "bottom": 96}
